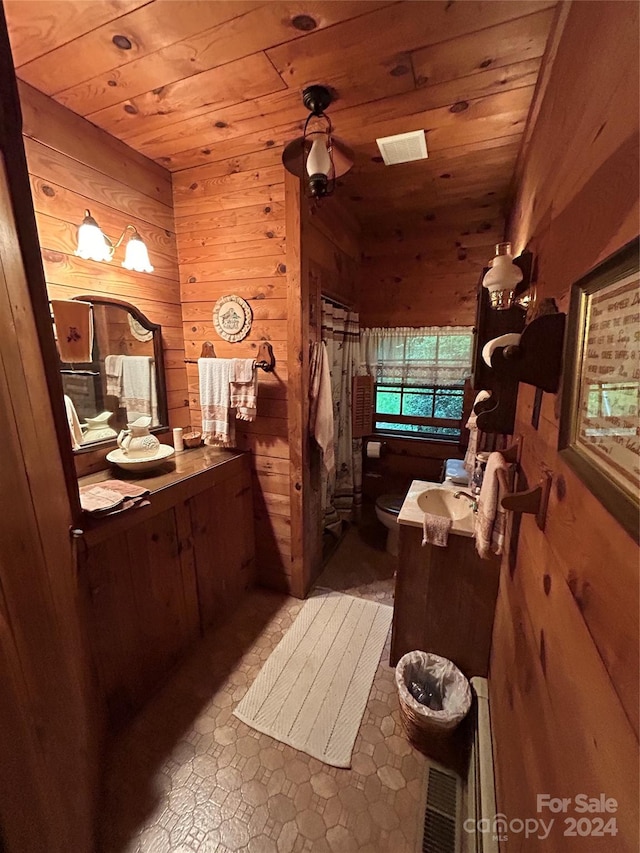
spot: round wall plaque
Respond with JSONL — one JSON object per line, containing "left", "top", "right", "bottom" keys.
{"left": 213, "top": 294, "right": 253, "bottom": 343}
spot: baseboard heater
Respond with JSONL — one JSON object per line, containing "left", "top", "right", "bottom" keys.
{"left": 419, "top": 676, "right": 498, "bottom": 853}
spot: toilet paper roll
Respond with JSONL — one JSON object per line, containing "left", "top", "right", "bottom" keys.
{"left": 482, "top": 333, "right": 522, "bottom": 367}
{"left": 367, "top": 441, "right": 383, "bottom": 458}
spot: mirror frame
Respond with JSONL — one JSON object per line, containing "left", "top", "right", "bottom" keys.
{"left": 69, "top": 295, "right": 168, "bottom": 454}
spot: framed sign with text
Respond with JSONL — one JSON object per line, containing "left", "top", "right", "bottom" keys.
{"left": 559, "top": 238, "right": 639, "bottom": 542}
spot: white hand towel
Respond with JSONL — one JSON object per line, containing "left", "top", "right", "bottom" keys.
{"left": 475, "top": 451, "right": 510, "bottom": 559}
{"left": 464, "top": 389, "right": 490, "bottom": 475}
{"left": 422, "top": 513, "right": 452, "bottom": 547}
{"left": 309, "top": 341, "right": 335, "bottom": 473}
{"left": 230, "top": 358, "right": 258, "bottom": 421}
{"left": 105, "top": 354, "right": 124, "bottom": 398}
{"left": 121, "top": 356, "right": 158, "bottom": 425}
{"left": 64, "top": 395, "right": 83, "bottom": 450}
{"left": 199, "top": 358, "right": 235, "bottom": 447}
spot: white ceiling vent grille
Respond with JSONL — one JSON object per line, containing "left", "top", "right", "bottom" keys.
{"left": 376, "top": 130, "right": 428, "bottom": 165}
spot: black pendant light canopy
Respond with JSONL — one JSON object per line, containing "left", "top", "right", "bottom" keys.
{"left": 282, "top": 85, "right": 353, "bottom": 198}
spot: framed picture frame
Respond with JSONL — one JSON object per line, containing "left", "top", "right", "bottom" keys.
{"left": 559, "top": 238, "right": 639, "bottom": 542}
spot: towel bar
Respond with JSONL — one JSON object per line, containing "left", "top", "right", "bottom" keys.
{"left": 184, "top": 340, "right": 276, "bottom": 372}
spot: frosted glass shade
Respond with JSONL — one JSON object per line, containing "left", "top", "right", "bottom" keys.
{"left": 122, "top": 235, "right": 154, "bottom": 273}
{"left": 306, "top": 136, "right": 332, "bottom": 178}
{"left": 482, "top": 243, "right": 523, "bottom": 309}
{"left": 75, "top": 212, "right": 112, "bottom": 262}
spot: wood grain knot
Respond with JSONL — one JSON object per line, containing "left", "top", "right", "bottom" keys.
{"left": 112, "top": 34, "right": 132, "bottom": 50}
{"left": 449, "top": 101, "right": 469, "bottom": 114}
{"left": 277, "top": 263, "right": 286, "bottom": 274}
{"left": 543, "top": 574, "right": 551, "bottom": 595}
{"left": 42, "top": 185, "right": 55, "bottom": 197}
{"left": 188, "top": 276, "right": 196, "bottom": 283}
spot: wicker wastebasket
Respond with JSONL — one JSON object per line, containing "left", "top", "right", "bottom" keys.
{"left": 395, "top": 651, "right": 471, "bottom": 753}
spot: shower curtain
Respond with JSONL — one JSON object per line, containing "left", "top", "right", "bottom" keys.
{"left": 321, "top": 299, "right": 362, "bottom": 534}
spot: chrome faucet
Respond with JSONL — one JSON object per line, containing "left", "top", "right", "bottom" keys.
{"left": 454, "top": 490, "right": 478, "bottom": 511}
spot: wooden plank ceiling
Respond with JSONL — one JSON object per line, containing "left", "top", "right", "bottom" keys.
{"left": 5, "top": 0, "right": 558, "bottom": 231}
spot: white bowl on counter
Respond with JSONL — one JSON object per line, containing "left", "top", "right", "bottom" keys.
{"left": 397, "top": 479, "right": 476, "bottom": 538}
{"left": 106, "top": 444, "right": 174, "bottom": 473}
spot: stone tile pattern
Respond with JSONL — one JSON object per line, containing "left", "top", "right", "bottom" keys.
{"left": 98, "top": 527, "right": 425, "bottom": 853}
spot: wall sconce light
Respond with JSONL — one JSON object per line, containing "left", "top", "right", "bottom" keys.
{"left": 282, "top": 85, "right": 353, "bottom": 198}
{"left": 482, "top": 242, "right": 525, "bottom": 310}
{"left": 75, "top": 209, "right": 154, "bottom": 273}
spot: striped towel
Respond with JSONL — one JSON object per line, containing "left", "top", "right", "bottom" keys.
{"left": 230, "top": 358, "right": 258, "bottom": 421}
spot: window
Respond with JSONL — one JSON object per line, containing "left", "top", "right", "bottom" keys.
{"left": 375, "top": 384, "right": 466, "bottom": 437}
{"left": 361, "top": 326, "right": 473, "bottom": 440}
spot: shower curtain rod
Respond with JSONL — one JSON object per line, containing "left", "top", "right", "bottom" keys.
{"left": 321, "top": 293, "right": 353, "bottom": 312}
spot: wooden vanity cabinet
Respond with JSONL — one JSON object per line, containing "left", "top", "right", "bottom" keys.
{"left": 390, "top": 525, "right": 500, "bottom": 678}
{"left": 79, "top": 451, "right": 254, "bottom": 728}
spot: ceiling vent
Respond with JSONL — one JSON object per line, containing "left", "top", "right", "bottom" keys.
{"left": 376, "top": 130, "right": 428, "bottom": 165}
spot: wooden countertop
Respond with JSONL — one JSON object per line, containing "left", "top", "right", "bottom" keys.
{"left": 77, "top": 446, "right": 249, "bottom": 544}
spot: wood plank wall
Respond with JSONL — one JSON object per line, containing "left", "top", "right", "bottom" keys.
{"left": 17, "top": 82, "right": 189, "bottom": 430}
{"left": 0, "top": 99, "right": 98, "bottom": 852}
{"left": 357, "top": 207, "right": 505, "bottom": 328}
{"left": 490, "top": 4, "right": 639, "bottom": 851}
{"left": 172, "top": 150, "right": 291, "bottom": 592}
{"left": 303, "top": 191, "right": 362, "bottom": 591}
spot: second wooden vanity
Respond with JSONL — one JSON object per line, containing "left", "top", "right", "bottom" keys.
{"left": 391, "top": 483, "right": 500, "bottom": 678}
{"left": 77, "top": 447, "right": 255, "bottom": 728}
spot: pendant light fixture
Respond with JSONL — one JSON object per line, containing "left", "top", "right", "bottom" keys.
{"left": 75, "top": 209, "right": 154, "bottom": 273}
{"left": 282, "top": 85, "right": 353, "bottom": 198}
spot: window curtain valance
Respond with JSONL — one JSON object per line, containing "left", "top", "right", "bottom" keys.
{"left": 360, "top": 326, "right": 473, "bottom": 387}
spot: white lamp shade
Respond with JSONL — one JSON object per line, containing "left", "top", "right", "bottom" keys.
{"left": 306, "top": 135, "right": 332, "bottom": 178}
{"left": 76, "top": 220, "right": 112, "bottom": 262}
{"left": 122, "top": 235, "right": 154, "bottom": 273}
{"left": 482, "top": 255, "right": 523, "bottom": 292}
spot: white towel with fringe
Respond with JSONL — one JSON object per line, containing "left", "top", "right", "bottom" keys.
{"left": 199, "top": 358, "right": 235, "bottom": 447}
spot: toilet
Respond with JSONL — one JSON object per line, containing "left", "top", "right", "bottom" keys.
{"left": 375, "top": 494, "right": 405, "bottom": 556}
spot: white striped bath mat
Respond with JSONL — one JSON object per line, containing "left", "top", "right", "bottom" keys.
{"left": 233, "top": 591, "right": 393, "bottom": 768}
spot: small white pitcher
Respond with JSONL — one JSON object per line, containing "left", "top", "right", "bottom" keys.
{"left": 117, "top": 416, "right": 160, "bottom": 458}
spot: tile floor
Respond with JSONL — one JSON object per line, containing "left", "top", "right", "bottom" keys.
{"left": 98, "top": 520, "right": 429, "bottom": 853}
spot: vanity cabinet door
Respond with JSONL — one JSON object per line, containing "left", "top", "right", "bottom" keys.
{"left": 82, "top": 506, "right": 199, "bottom": 726}
{"left": 391, "top": 525, "right": 500, "bottom": 678}
{"left": 188, "top": 466, "right": 255, "bottom": 630}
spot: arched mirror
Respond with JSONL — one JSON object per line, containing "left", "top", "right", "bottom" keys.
{"left": 52, "top": 295, "right": 168, "bottom": 452}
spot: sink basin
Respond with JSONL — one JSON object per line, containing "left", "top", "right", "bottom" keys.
{"left": 397, "top": 480, "right": 476, "bottom": 538}
{"left": 417, "top": 488, "right": 471, "bottom": 521}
